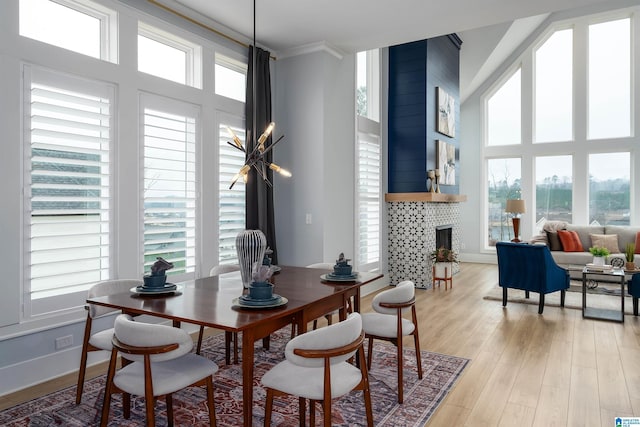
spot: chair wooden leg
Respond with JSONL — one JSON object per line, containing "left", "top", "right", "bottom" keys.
{"left": 301, "top": 397, "right": 308, "bottom": 427}
{"left": 397, "top": 334, "right": 404, "bottom": 404}
{"left": 205, "top": 376, "right": 216, "bottom": 427}
{"left": 264, "top": 388, "right": 274, "bottom": 427}
{"left": 358, "top": 346, "right": 374, "bottom": 427}
{"left": 326, "top": 314, "right": 333, "bottom": 325}
{"left": 123, "top": 393, "right": 131, "bottom": 419}
{"left": 196, "top": 326, "right": 205, "bottom": 354}
{"left": 76, "top": 315, "right": 92, "bottom": 404}
{"left": 560, "top": 290, "right": 566, "bottom": 307}
{"left": 100, "top": 349, "right": 119, "bottom": 427}
{"left": 502, "top": 287, "right": 507, "bottom": 306}
{"left": 366, "top": 336, "right": 374, "bottom": 369}
{"left": 634, "top": 297, "right": 639, "bottom": 316}
{"left": 143, "top": 356, "right": 156, "bottom": 427}
{"left": 538, "top": 294, "right": 545, "bottom": 314}
{"left": 525, "top": 290, "right": 530, "bottom": 299}
{"left": 322, "top": 398, "right": 332, "bottom": 427}
{"left": 313, "top": 319, "right": 318, "bottom": 330}
{"left": 166, "top": 394, "right": 174, "bottom": 427}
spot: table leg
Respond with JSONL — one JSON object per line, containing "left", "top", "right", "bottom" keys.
{"left": 242, "top": 329, "right": 255, "bottom": 427}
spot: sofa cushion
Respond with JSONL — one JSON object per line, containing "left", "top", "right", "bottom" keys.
{"left": 546, "top": 231, "right": 563, "bottom": 251}
{"left": 558, "top": 230, "right": 584, "bottom": 252}
{"left": 590, "top": 233, "right": 620, "bottom": 254}
{"left": 604, "top": 226, "right": 640, "bottom": 252}
{"left": 566, "top": 225, "right": 604, "bottom": 252}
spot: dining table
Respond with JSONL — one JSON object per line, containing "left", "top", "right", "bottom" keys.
{"left": 86, "top": 265, "right": 383, "bottom": 426}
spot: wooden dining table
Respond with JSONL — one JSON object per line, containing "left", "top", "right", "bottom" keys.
{"left": 86, "top": 265, "right": 383, "bottom": 426}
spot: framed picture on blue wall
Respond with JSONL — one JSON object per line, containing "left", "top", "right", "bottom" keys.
{"left": 437, "top": 87, "right": 455, "bottom": 137}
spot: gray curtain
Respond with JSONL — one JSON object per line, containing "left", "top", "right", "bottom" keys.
{"left": 245, "top": 45, "right": 278, "bottom": 264}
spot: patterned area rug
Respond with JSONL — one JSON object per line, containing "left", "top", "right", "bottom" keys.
{"left": 0, "top": 328, "right": 468, "bottom": 426}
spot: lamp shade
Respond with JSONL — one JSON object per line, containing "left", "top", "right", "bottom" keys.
{"left": 505, "top": 199, "right": 526, "bottom": 214}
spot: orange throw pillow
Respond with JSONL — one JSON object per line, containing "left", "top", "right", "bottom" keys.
{"left": 635, "top": 232, "right": 640, "bottom": 254}
{"left": 557, "top": 230, "right": 584, "bottom": 252}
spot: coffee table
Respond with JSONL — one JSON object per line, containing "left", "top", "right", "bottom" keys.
{"left": 581, "top": 267, "right": 625, "bottom": 322}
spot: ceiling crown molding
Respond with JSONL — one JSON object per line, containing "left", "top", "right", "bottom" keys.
{"left": 276, "top": 41, "right": 345, "bottom": 60}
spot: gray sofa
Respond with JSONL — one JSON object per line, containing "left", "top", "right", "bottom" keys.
{"left": 530, "top": 222, "right": 640, "bottom": 278}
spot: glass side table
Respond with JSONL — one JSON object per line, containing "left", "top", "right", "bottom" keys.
{"left": 582, "top": 267, "right": 625, "bottom": 323}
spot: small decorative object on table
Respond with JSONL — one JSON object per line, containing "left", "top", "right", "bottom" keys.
{"left": 625, "top": 243, "right": 636, "bottom": 271}
{"left": 430, "top": 247, "right": 458, "bottom": 290}
{"left": 143, "top": 257, "right": 174, "bottom": 288}
{"left": 248, "top": 264, "right": 275, "bottom": 300}
{"left": 589, "top": 246, "right": 610, "bottom": 267}
{"left": 236, "top": 229, "right": 268, "bottom": 289}
{"left": 333, "top": 253, "right": 353, "bottom": 276}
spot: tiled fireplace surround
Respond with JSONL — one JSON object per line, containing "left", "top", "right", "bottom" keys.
{"left": 387, "top": 201, "right": 462, "bottom": 289}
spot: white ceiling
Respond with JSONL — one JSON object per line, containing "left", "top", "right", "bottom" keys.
{"left": 168, "top": 0, "right": 614, "bottom": 55}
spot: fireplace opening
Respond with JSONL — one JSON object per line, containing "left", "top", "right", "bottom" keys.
{"left": 435, "top": 225, "right": 453, "bottom": 251}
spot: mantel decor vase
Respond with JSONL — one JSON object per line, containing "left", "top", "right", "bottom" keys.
{"left": 236, "top": 229, "right": 268, "bottom": 289}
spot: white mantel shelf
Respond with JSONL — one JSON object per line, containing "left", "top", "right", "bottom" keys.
{"left": 385, "top": 193, "right": 467, "bottom": 203}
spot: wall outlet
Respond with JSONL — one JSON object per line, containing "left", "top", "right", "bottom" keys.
{"left": 305, "top": 213, "right": 312, "bottom": 225}
{"left": 55, "top": 335, "right": 73, "bottom": 350}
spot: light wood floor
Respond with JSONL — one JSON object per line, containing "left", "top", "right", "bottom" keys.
{"left": 3, "top": 262, "right": 640, "bottom": 426}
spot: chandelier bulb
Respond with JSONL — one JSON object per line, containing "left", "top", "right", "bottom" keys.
{"left": 227, "top": 126, "right": 244, "bottom": 149}
{"left": 269, "top": 163, "right": 292, "bottom": 177}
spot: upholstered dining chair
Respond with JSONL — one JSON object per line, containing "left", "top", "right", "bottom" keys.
{"left": 305, "top": 263, "right": 352, "bottom": 329}
{"left": 361, "top": 280, "right": 422, "bottom": 404}
{"left": 195, "top": 264, "right": 241, "bottom": 362}
{"left": 495, "top": 241, "right": 570, "bottom": 314}
{"left": 76, "top": 278, "right": 143, "bottom": 404}
{"left": 261, "top": 312, "right": 373, "bottom": 427}
{"left": 100, "top": 314, "right": 218, "bottom": 427}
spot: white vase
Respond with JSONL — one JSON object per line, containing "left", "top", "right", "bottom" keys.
{"left": 592, "top": 256, "right": 605, "bottom": 266}
{"left": 434, "top": 262, "right": 453, "bottom": 278}
{"left": 236, "top": 230, "right": 268, "bottom": 288}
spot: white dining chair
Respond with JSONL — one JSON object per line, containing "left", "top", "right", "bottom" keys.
{"left": 261, "top": 312, "right": 373, "bottom": 427}
{"left": 100, "top": 314, "right": 218, "bottom": 427}
{"left": 75, "top": 279, "right": 143, "bottom": 404}
{"left": 361, "top": 280, "right": 423, "bottom": 403}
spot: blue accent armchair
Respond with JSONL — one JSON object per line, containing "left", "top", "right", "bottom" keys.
{"left": 496, "top": 242, "right": 570, "bottom": 314}
{"left": 628, "top": 273, "right": 640, "bottom": 315}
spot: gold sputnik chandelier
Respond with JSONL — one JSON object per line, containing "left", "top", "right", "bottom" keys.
{"left": 227, "top": 0, "right": 291, "bottom": 190}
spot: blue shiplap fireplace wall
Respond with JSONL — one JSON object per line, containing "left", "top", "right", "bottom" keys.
{"left": 388, "top": 35, "right": 462, "bottom": 194}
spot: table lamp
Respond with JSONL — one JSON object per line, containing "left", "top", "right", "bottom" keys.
{"left": 505, "top": 199, "right": 526, "bottom": 242}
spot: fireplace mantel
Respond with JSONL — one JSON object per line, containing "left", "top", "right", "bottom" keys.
{"left": 385, "top": 193, "right": 467, "bottom": 203}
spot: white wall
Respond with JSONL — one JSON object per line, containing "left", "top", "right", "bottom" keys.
{"left": 273, "top": 49, "right": 357, "bottom": 266}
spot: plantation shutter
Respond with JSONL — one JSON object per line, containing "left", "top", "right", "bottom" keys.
{"left": 25, "top": 66, "right": 113, "bottom": 304}
{"left": 356, "top": 128, "right": 381, "bottom": 272}
{"left": 142, "top": 96, "right": 198, "bottom": 277}
{"left": 218, "top": 121, "right": 246, "bottom": 264}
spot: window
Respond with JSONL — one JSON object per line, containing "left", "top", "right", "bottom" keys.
{"left": 487, "top": 69, "right": 521, "bottom": 146}
{"left": 215, "top": 54, "right": 246, "bottom": 103}
{"left": 19, "top": 0, "right": 117, "bottom": 62}
{"left": 487, "top": 158, "right": 521, "bottom": 246}
{"left": 588, "top": 18, "right": 631, "bottom": 139}
{"left": 141, "top": 96, "right": 199, "bottom": 278}
{"left": 218, "top": 120, "right": 246, "bottom": 264}
{"left": 24, "top": 66, "right": 113, "bottom": 316}
{"left": 589, "top": 152, "right": 630, "bottom": 225}
{"left": 535, "top": 29, "right": 573, "bottom": 143}
{"left": 138, "top": 22, "right": 202, "bottom": 88}
{"left": 356, "top": 49, "right": 381, "bottom": 272}
{"left": 357, "top": 50, "right": 380, "bottom": 121}
{"left": 535, "top": 156, "right": 573, "bottom": 225}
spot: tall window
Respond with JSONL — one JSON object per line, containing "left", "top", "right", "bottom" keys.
{"left": 19, "top": 0, "right": 117, "bottom": 62}
{"left": 589, "top": 152, "right": 630, "bottom": 225}
{"left": 24, "top": 66, "right": 113, "bottom": 315}
{"left": 356, "top": 49, "right": 381, "bottom": 271}
{"left": 215, "top": 54, "right": 246, "bottom": 103}
{"left": 218, "top": 121, "right": 246, "bottom": 264}
{"left": 588, "top": 18, "right": 631, "bottom": 139}
{"left": 535, "top": 155, "right": 573, "bottom": 226}
{"left": 138, "top": 22, "right": 202, "bottom": 88}
{"left": 487, "top": 69, "right": 521, "bottom": 146}
{"left": 141, "top": 96, "right": 198, "bottom": 277}
{"left": 535, "top": 29, "right": 573, "bottom": 143}
{"left": 487, "top": 158, "right": 521, "bottom": 245}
